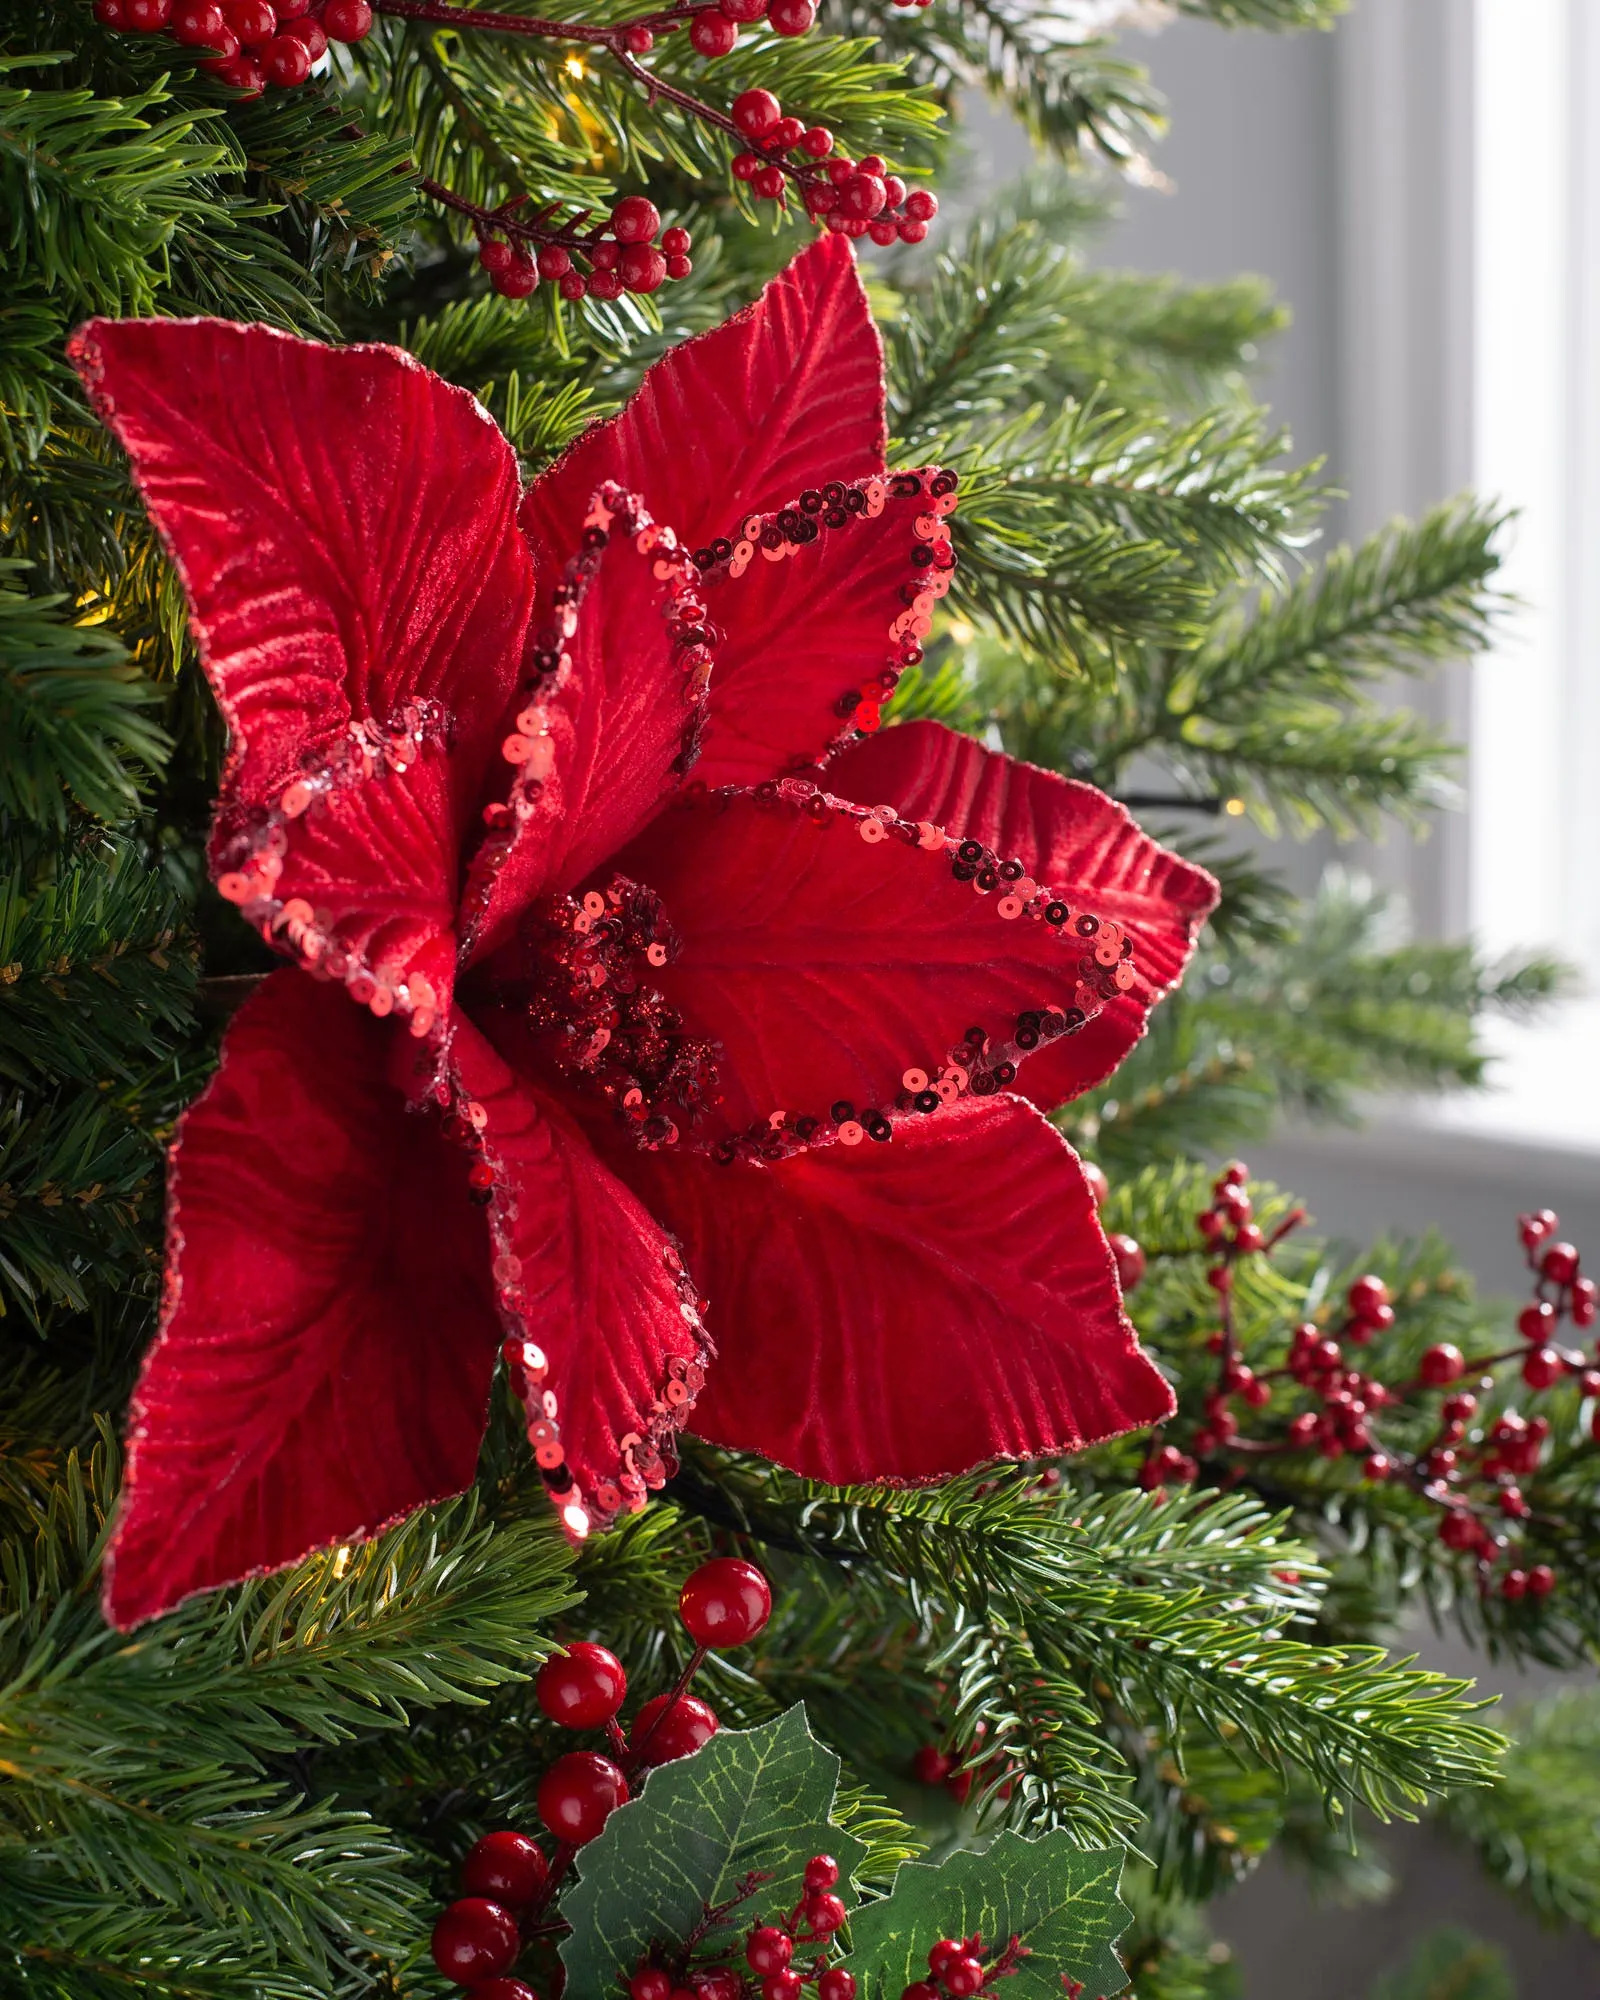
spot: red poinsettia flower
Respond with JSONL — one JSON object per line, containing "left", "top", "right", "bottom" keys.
{"left": 72, "top": 238, "right": 1217, "bottom": 1628}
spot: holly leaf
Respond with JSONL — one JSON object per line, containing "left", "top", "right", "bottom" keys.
{"left": 845, "top": 1832, "right": 1130, "bottom": 1999}
{"left": 559, "top": 1705, "right": 868, "bottom": 1997}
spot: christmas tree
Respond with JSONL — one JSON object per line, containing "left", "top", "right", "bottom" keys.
{"left": 4, "top": 2, "right": 1599, "bottom": 1997}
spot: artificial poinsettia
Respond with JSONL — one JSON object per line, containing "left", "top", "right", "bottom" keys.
{"left": 72, "top": 237, "right": 1217, "bottom": 1628}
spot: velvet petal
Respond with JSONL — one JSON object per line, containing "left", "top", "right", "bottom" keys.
{"left": 830, "top": 721, "right": 1219, "bottom": 1108}
{"left": 614, "top": 1094, "right": 1173, "bottom": 1482}
{"left": 451, "top": 1015, "right": 705, "bottom": 1513}
{"left": 69, "top": 319, "right": 533, "bottom": 1005}
{"left": 106, "top": 972, "right": 503, "bottom": 1629}
{"left": 610, "top": 787, "right": 1146, "bottom": 1137}
{"left": 517, "top": 239, "right": 887, "bottom": 791}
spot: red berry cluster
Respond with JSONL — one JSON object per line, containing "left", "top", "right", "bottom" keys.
{"left": 427, "top": 1559, "right": 771, "bottom": 1996}
{"left": 687, "top": 0, "right": 819, "bottom": 58}
{"left": 92, "top": 0, "right": 370, "bottom": 97}
{"left": 900, "top": 1933, "right": 1030, "bottom": 2000}
{"left": 729, "top": 90, "right": 938, "bottom": 243}
{"left": 627, "top": 1856, "right": 854, "bottom": 2000}
{"left": 1131, "top": 1167, "right": 1600, "bottom": 1604}
{"left": 479, "top": 197, "right": 692, "bottom": 303}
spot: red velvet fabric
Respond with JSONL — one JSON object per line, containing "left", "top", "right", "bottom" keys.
{"left": 76, "top": 241, "right": 1210, "bottom": 1627}
{"left": 610, "top": 1096, "right": 1173, "bottom": 1482}
{"left": 829, "top": 722, "right": 1220, "bottom": 1107}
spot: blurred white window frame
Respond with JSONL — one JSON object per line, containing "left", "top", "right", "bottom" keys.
{"left": 1338, "top": 0, "right": 1600, "bottom": 1153}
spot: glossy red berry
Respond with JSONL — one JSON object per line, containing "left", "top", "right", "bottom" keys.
{"left": 1520, "top": 1208, "right": 1559, "bottom": 1248}
{"left": 732, "top": 88, "right": 782, "bottom": 137}
{"left": 629, "top": 1691, "right": 719, "bottom": 1764}
{"left": 620, "top": 244, "right": 668, "bottom": 293}
{"left": 805, "top": 1854, "right": 841, "bottom": 1890}
{"left": 1345, "top": 1274, "right": 1390, "bottom": 1320}
{"left": 559, "top": 270, "right": 588, "bottom": 300}
{"left": 430, "top": 1898, "right": 520, "bottom": 1985}
{"left": 1574, "top": 1277, "right": 1599, "bottom": 1327}
{"left": 533, "top": 243, "right": 570, "bottom": 279}
{"left": 901, "top": 1986, "right": 939, "bottom": 2000}
{"left": 224, "top": 0, "right": 275, "bottom": 43}
{"left": 611, "top": 195, "right": 662, "bottom": 243}
{"left": 1522, "top": 1346, "right": 1563, "bottom": 1390}
{"left": 732, "top": 151, "right": 762, "bottom": 180}
{"left": 1542, "top": 1241, "right": 1581, "bottom": 1286}
{"left": 928, "top": 1942, "right": 963, "bottom": 1977}
{"left": 904, "top": 188, "right": 938, "bottom": 221}
{"left": 880, "top": 173, "right": 907, "bottom": 209}
{"left": 1108, "top": 1233, "right": 1145, "bottom": 1291}
{"left": 690, "top": 10, "right": 739, "bottom": 54}
{"left": 746, "top": 1926, "right": 793, "bottom": 1975}
{"left": 492, "top": 260, "right": 537, "bottom": 299}
{"left": 661, "top": 225, "right": 692, "bottom": 256}
{"left": 631, "top": 1971, "right": 673, "bottom": 2000}
{"left": 93, "top": 0, "right": 128, "bottom": 23}
{"left": 838, "top": 172, "right": 886, "bottom": 219}
{"left": 762, "top": 1976, "right": 803, "bottom": 2000}
{"left": 818, "top": 1972, "right": 857, "bottom": 2000}
{"left": 800, "top": 124, "right": 834, "bottom": 158}
{"left": 772, "top": 116, "right": 806, "bottom": 149}
{"left": 753, "top": 165, "right": 786, "bottom": 201}
{"left": 261, "top": 30, "right": 311, "bottom": 81}
{"left": 478, "top": 237, "right": 514, "bottom": 273}
{"left": 588, "top": 239, "right": 620, "bottom": 270}
{"left": 720, "top": 0, "right": 769, "bottom": 18}
{"left": 1519, "top": 1300, "right": 1557, "bottom": 1341}
{"left": 1234, "top": 1222, "right": 1266, "bottom": 1255}
{"left": 898, "top": 219, "right": 928, "bottom": 243}
{"left": 471, "top": 1983, "right": 539, "bottom": 2000}
{"left": 623, "top": 22, "right": 654, "bottom": 48}
{"left": 665, "top": 254, "right": 693, "bottom": 280}
{"left": 171, "top": 0, "right": 229, "bottom": 41}
{"left": 1439, "top": 1509, "right": 1483, "bottom": 1552}
{"left": 1501, "top": 1567, "right": 1528, "bottom": 1600}
{"left": 1420, "top": 1343, "right": 1465, "bottom": 1386}
{"left": 805, "top": 1892, "right": 847, "bottom": 1934}
{"left": 536, "top": 1752, "right": 629, "bottom": 1844}
{"left": 280, "top": 12, "right": 326, "bottom": 55}
{"left": 943, "top": 1959, "right": 986, "bottom": 1998}
{"left": 767, "top": 0, "right": 815, "bottom": 31}
{"left": 698, "top": 1975, "right": 744, "bottom": 2000}
{"left": 1529, "top": 1563, "right": 1556, "bottom": 1596}
{"left": 322, "top": 0, "right": 372, "bottom": 38}
{"left": 203, "top": 51, "right": 265, "bottom": 92}
{"left": 681, "top": 1557, "right": 772, "bottom": 1648}
{"left": 126, "top": 0, "right": 174, "bottom": 27}
{"left": 462, "top": 1830, "right": 548, "bottom": 1907}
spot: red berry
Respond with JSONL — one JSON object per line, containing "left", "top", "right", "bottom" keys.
{"left": 479, "top": 238, "right": 514, "bottom": 273}
{"left": 430, "top": 1899, "right": 520, "bottom": 1985}
{"left": 1346, "top": 1274, "right": 1390, "bottom": 1319}
{"left": 746, "top": 1927, "right": 793, "bottom": 1975}
{"left": 536, "top": 1752, "right": 629, "bottom": 1844}
{"left": 838, "top": 172, "right": 886, "bottom": 219}
{"left": 1420, "top": 1343, "right": 1465, "bottom": 1386}
{"left": 904, "top": 188, "right": 938, "bottom": 220}
{"left": 589, "top": 239, "right": 621, "bottom": 270}
{"left": 732, "top": 151, "right": 762, "bottom": 181}
{"left": 493, "top": 260, "right": 537, "bottom": 298}
{"left": 772, "top": 116, "right": 806, "bottom": 149}
{"left": 629, "top": 1691, "right": 719, "bottom": 1764}
{"left": 1528, "top": 1563, "right": 1556, "bottom": 1596}
{"left": 631, "top": 1972, "right": 673, "bottom": 2000}
{"left": 826, "top": 156, "right": 856, "bottom": 185}
{"left": 1501, "top": 1568, "right": 1528, "bottom": 1599}
{"left": 1363, "top": 1453, "right": 1390, "bottom": 1480}
{"left": 720, "top": 0, "right": 768, "bottom": 17}
{"left": 279, "top": 12, "right": 326, "bottom": 55}
{"left": 902, "top": 1987, "right": 939, "bottom": 2000}
{"left": 1519, "top": 1208, "right": 1559, "bottom": 1248}
{"left": 172, "top": 0, "right": 229, "bottom": 41}
{"left": 1442, "top": 1391, "right": 1478, "bottom": 1422}
{"left": 732, "top": 88, "right": 782, "bottom": 138}
{"left": 1519, "top": 1300, "right": 1557, "bottom": 1341}
{"left": 203, "top": 52, "right": 265, "bottom": 92}
{"left": 262, "top": 33, "right": 312, "bottom": 83}
{"left": 126, "top": 0, "right": 174, "bottom": 28}
{"left": 898, "top": 220, "right": 928, "bottom": 243}
{"left": 801, "top": 125, "right": 834, "bottom": 157}
{"left": 462, "top": 1830, "right": 548, "bottom": 1907}
{"left": 1107, "top": 1233, "right": 1145, "bottom": 1291}
{"left": 661, "top": 225, "right": 692, "bottom": 255}
{"left": 762, "top": 1977, "right": 803, "bottom": 2000}
{"left": 1522, "top": 1347, "right": 1563, "bottom": 1390}
{"left": 1234, "top": 1223, "right": 1266, "bottom": 1255}
{"left": 1439, "top": 1509, "right": 1483, "bottom": 1552}
{"left": 225, "top": 0, "right": 276, "bottom": 44}
{"left": 472, "top": 1983, "right": 540, "bottom": 2000}
{"left": 943, "top": 1959, "right": 985, "bottom": 1998}
{"left": 322, "top": 0, "right": 373, "bottom": 39}
{"left": 804, "top": 1892, "right": 847, "bottom": 1934}
{"left": 1543, "top": 1241, "right": 1581, "bottom": 1286}
{"left": 611, "top": 195, "right": 662, "bottom": 243}
{"left": 767, "top": 0, "right": 815, "bottom": 31}
{"left": 1574, "top": 1279, "right": 1599, "bottom": 1327}
{"left": 1287, "top": 1412, "right": 1319, "bottom": 1447}
{"left": 665, "top": 254, "right": 693, "bottom": 279}
{"left": 818, "top": 1972, "right": 857, "bottom": 2000}
{"left": 698, "top": 1976, "right": 743, "bottom": 2000}
{"left": 805, "top": 1855, "right": 841, "bottom": 1890}
{"left": 690, "top": 11, "right": 739, "bottom": 54}
{"left": 911, "top": 1744, "right": 951, "bottom": 1784}
{"left": 680, "top": 1557, "right": 772, "bottom": 1647}
{"left": 620, "top": 244, "right": 668, "bottom": 293}
{"left": 881, "top": 174, "right": 907, "bottom": 208}
{"left": 869, "top": 220, "right": 898, "bottom": 245}
{"left": 535, "top": 243, "right": 571, "bottom": 279}
{"left": 623, "top": 24, "right": 654, "bottom": 48}
{"left": 559, "top": 271, "right": 588, "bottom": 300}
{"left": 93, "top": 0, "right": 128, "bottom": 24}
{"left": 753, "top": 165, "right": 787, "bottom": 201}
{"left": 928, "top": 1942, "right": 963, "bottom": 1977}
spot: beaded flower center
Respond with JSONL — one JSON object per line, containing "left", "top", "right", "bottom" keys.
{"left": 509, "top": 873, "right": 721, "bottom": 1147}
